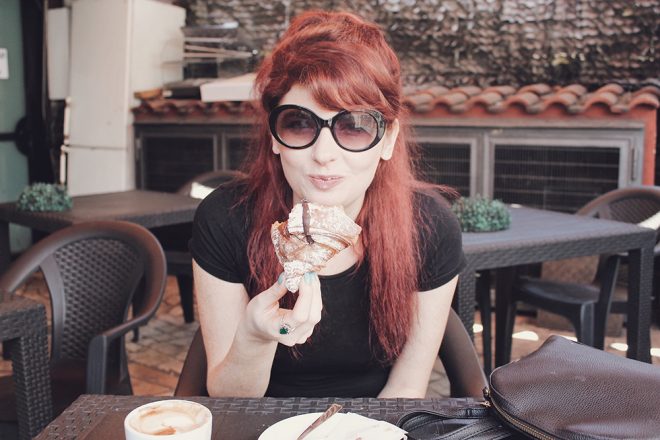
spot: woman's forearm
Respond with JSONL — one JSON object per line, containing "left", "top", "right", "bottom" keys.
{"left": 206, "top": 323, "right": 279, "bottom": 397}
{"left": 377, "top": 384, "right": 426, "bottom": 399}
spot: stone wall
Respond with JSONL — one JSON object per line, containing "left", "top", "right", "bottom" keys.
{"left": 178, "top": 0, "right": 659, "bottom": 89}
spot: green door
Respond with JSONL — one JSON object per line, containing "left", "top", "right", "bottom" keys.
{"left": 0, "top": 0, "right": 31, "bottom": 252}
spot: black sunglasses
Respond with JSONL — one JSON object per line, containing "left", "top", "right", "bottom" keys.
{"left": 269, "top": 104, "right": 387, "bottom": 152}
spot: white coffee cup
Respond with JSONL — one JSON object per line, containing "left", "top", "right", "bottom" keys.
{"left": 124, "top": 399, "right": 212, "bottom": 440}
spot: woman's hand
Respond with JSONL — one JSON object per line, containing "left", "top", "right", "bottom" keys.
{"left": 241, "top": 272, "right": 323, "bottom": 347}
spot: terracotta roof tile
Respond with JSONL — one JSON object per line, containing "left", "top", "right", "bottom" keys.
{"left": 403, "top": 93, "right": 435, "bottom": 113}
{"left": 518, "top": 83, "right": 553, "bottom": 95}
{"left": 556, "top": 84, "right": 588, "bottom": 97}
{"left": 482, "top": 85, "right": 517, "bottom": 97}
{"left": 402, "top": 82, "right": 658, "bottom": 115}
{"left": 433, "top": 91, "right": 470, "bottom": 108}
{"left": 626, "top": 93, "right": 660, "bottom": 110}
{"left": 425, "top": 85, "right": 451, "bottom": 98}
{"left": 451, "top": 86, "right": 482, "bottom": 97}
{"left": 450, "top": 91, "right": 507, "bottom": 114}
{"left": 634, "top": 85, "right": 660, "bottom": 98}
{"left": 580, "top": 91, "right": 621, "bottom": 108}
{"left": 133, "top": 99, "right": 257, "bottom": 119}
{"left": 133, "top": 82, "right": 659, "bottom": 119}
{"left": 488, "top": 91, "right": 541, "bottom": 113}
{"left": 540, "top": 91, "right": 579, "bottom": 108}
{"left": 595, "top": 84, "right": 625, "bottom": 96}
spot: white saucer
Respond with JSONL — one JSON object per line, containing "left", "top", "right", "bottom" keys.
{"left": 258, "top": 412, "right": 406, "bottom": 440}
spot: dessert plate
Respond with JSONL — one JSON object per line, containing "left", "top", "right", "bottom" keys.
{"left": 258, "top": 412, "right": 406, "bottom": 440}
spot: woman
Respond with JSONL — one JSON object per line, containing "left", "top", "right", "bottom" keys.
{"left": 190, "top": 10, "right": 465, "bottom": 398}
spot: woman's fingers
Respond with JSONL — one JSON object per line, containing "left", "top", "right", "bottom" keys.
{"left": 296, "top": 328, "right": 315, "bottom": 345}
{"left": 290, "top": 272, "right": 319, "bottom": 324}
{"left": 278, "top": 272, "right": 322, "bottom": 346}
{"left": 258, "top": 272, "right": 289, "bottom": 310}
{"left": 308, "top": 273, "right": 323, "bottom": 324}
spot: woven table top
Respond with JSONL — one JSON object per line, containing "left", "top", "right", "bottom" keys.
{"left": 0, "top": 190, "right": 200, "bottom": 232}
{"left": 462, "top": 206, "right": 654, "bottom": 266}
{"left": 35, "top": 395, "right": 484, "bottom": 439}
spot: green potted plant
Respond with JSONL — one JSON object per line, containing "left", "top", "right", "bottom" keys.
{"left": 452, "top": 195, "right": 511, "bottom": 232}
{"left": 16, "top": 183, "right": 73, "bottom": 212}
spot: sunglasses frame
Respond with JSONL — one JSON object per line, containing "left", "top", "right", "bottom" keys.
{"left": 268, "top": 104, "right": 387, "bottom": 152}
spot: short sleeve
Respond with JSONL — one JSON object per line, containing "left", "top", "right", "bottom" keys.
{"left": 189, "top": 185, "right": 248, "bottom": 283}
{"left": 416, "top": 191, "right": 467, "bottom": 292}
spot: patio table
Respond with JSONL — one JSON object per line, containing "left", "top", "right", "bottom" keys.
{"left": 0, "top": 189, "right": 201, "bottom": 274}
{"left": 456, "top": 205, "right": 656, "bottom": 366}
{"left": 34, "top": 394, "right": 484, "bottom": 439}
{"left": 0, "top": 296, "right": 52, "bottom": 440}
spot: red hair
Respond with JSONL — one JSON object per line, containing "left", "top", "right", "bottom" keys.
{"left": 238, "top": 11, "right": 450, "bottom": 362}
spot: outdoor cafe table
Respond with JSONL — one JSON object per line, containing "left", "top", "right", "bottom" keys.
{"left": 456, "top": 205, "right": 656, "bottom": 367}
{"left": 0, "top": 189, "right": 201, "bottom": 274}
{"left": 34, "top": 395, "right": 483, "bottom": 439}
{"left": 0, "top": 296, "right": 52, "bottom": 440}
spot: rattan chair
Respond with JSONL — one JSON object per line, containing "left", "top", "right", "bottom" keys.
{"left": 174, "top": 308, "right": 487, "bottom": 398}
{"left": 0, "top": 220, "right": 167, "bottom": 421}
{"left": 152, "top": 170, "right": 244, "bottom": 324}
{"left": 498, "top": 186, "right": 660, "bottom": 364}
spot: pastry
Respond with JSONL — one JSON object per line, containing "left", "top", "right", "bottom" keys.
{"left": 271, "top": 200, "right": 361, "bottom": 292}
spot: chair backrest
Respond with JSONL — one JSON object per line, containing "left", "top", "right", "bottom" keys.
{"left": 541, "top": 186, "right": 660, "bottom": 284}
{"left": 578, "top": 185, "right": 660, "bottom": 223}
{"left": 156, "top": 169, "right": 246, "bottom": 266}
{"left": 0, "top": 221, "right": 167, "bottom": 375}
{"left": 578, "top": 185, "right": 660, "bottom": 246}
{"left": 175, "top": 308, "right": 487, "bottom": 398}
{"left": 177, "top": 170, "right": 246, "bottom": 198}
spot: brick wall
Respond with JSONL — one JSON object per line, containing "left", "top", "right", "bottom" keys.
{"left": 178, "top": 0, "right": 658, "bottom": 88}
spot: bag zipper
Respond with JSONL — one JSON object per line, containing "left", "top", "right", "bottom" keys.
{"left": 483, "top": 387, "right": 554, "bottom": 440}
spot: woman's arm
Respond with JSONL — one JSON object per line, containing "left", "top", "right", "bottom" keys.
{"left": 194, "top": 260, "right": 322, "bottom": 397}
{"left": 377, "top": 275, "right": 459, "bottom": 398}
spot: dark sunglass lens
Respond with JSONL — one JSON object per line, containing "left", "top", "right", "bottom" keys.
{"left": 275, "top": 108, "right": 318, "bottom": 147}
{"left": 334, "top": 112, "right": 379, "bottom": 150}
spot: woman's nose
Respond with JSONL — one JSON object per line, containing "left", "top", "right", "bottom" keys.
{"left": 311, "top": 127, "right": 340, "bottom": 164}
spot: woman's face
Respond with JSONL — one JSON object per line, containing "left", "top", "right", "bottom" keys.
{"left": 272, "top": 85, "right": 399, "bottom": 219}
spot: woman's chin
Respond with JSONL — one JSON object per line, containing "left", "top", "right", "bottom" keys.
{"left": 303, "top": 195, "right": 343, "bottom": 208}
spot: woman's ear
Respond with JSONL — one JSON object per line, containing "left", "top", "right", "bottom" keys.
{"left": 380, "top": 119, "right": 399, "bottom": 161}
{"left": 272, "top": 137, "right": 281, "bottom": 155}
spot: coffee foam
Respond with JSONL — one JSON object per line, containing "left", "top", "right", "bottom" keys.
{"left": 129, "top": 401, "right": 210, "bottom": 435}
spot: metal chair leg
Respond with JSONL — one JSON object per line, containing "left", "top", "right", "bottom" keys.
{"left": 476, "top": 270, "right": 492, "bottom": 374}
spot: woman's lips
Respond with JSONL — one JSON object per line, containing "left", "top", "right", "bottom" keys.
{"left": 308, "top": 175, "right": 343, "bottom": 190}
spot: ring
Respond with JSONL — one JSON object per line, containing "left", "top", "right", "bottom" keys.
{"left": 279, "top": 320, "right": 295, "bottom": 335}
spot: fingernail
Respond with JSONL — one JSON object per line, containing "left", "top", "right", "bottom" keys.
{"left": 277, "top": 272, "right": 285, "bottom": 284}
{"left": 304, "top": 272, "right": 313, "bottom": 284}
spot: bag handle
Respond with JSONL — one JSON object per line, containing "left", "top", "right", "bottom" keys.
{"left": 398, "top": 409, "right": 514, "bottom": 440}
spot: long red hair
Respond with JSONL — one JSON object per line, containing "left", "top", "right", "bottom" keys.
{"left": 239, "top": 10, "right": 447, "bottom": 362}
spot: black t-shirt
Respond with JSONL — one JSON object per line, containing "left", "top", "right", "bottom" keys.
{"left": 190, "top": 183, "right": 466, "bottom": 397}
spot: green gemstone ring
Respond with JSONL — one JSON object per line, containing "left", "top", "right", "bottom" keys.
{"left": 279, "top": 322, "right": 295, "bottom": 335}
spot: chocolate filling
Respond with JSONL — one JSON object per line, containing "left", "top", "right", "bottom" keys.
{"left": 302, "top": 200, "right": 315, "bottom": 244}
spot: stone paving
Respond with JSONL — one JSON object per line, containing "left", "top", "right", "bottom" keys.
{"left": 1, "top": 274, "right": 658, "bottom": 398}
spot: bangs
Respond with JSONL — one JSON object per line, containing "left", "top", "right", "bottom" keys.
{"left": 275, "top": 44, "right": 397, "bottom": 120}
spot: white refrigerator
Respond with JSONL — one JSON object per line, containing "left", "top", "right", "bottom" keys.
{"left": 67, "top": 0, "right": 185, "bottom": 196}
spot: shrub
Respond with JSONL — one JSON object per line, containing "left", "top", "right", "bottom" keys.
{"left": 452, "top": 195, "right": 511, "bottom": 232}
{"left": 16, "top": 183, "right": 73, "bottom": 212}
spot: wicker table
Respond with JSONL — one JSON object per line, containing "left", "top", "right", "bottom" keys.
{"left": 0, "top": 297, "right": 52, "bottom": 440}
{"left": 0, "top": 190, "right": 200, "bottom": 274}
{"left": 34, "top": 394, "right": 483, "bottom": 439}
{"left": 457, "top": 206, "right": 656, "bottom": 365}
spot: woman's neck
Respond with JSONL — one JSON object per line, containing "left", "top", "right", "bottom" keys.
{"left": 319, "top": 245, "right": 359, "bottom": 276}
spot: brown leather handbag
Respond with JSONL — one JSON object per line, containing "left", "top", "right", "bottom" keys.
{"left": 485, "top": 335, "right": 660, "bottom": 439}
